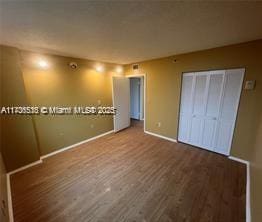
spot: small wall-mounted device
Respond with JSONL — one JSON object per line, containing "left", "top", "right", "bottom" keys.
{"left": 244, "top": 80, "right": 256, "bottom": 90}
{"left": 69, "top": 62, "right": 78, "bottom": 69}
{"left": 132, "top": 64, "right": 139, "bottom": 70}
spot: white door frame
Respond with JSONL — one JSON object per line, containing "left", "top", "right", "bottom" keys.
{"left": 126, "top": 74, "right": 146, "bottom": 133}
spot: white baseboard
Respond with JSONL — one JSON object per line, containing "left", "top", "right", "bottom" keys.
{"left": 228, "top": 156, "right": 249, "bottom": 165}
{"left": 6, "top": 174, "right": 13, "bottom": 222}
{"left": 40, "top": 130, "right": 114, "bottom": 160}
{"left": 145, "top": 130, "right": 177, "bottom": 143}
{"left": 8, "top": 130, "right": 114, "bottom": 174}
{"left": 229, "top": 156, "right": 251, "bottom": 222}
{"left": 6, "top": 159, "right": 43, "bottom": 222}
{"left": 8, "top": 160, "right": 43, "bottom": 176}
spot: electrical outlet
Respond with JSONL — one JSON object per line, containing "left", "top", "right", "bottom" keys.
{"left": 59, "top": 132, "right": 64, "bottom": 136}
{"left": 157, "top": 122, "right": 161, "bottom": 127}
{"left": 90, "top": 124, "right": 94, "bottom": 129}
{"left": 97, "top": 100, "right": 101, "bottom": 105}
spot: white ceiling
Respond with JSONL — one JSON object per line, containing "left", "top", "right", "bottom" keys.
{"left": 1, "top": 1, "right": 262, "bottom": 64}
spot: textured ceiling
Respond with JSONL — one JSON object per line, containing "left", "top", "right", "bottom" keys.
{"left": 1, "top": 1, "right": 262, "bottom": 64}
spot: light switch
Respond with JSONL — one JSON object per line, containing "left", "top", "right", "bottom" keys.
{"left": 244, "top": 80, "right": 256, "bottom": 90}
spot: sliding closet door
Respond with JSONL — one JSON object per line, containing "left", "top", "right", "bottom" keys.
{"left": 214, "top": 69, "right": 244, "bottom": 155}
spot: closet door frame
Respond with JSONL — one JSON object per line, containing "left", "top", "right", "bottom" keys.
{"left": 178, "top": 68, "right": 245, "bottom": 156}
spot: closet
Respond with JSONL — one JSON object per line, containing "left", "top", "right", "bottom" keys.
{"left": 178, "top": 68, "right": 244, "bottom": 155}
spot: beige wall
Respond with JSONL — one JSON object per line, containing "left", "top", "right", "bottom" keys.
{"left": 125, "top": 40, "right": 262, "bottom": 160}
{"left": 0, "top": 151, "right": 9, "bottom": 222}
{"left": 20, "top": 51, "right": 116, "bottom": 156}
{"left": 0, "top": 45, "right": 40, "bottom": 172}
{"left": 1, "top": 46, "right": 119, "bottom": 170}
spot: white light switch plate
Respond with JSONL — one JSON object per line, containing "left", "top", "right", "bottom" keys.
{"left": 244, "top": 80, "right": 256, "bottom": 90}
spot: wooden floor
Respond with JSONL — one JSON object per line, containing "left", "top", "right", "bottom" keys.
{"left": 11, "top": 121, "right": 246, "bottom": 222}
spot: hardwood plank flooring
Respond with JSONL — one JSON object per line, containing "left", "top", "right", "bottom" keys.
{"left": 11, "top": 121, "right": 246, "bottom": 222}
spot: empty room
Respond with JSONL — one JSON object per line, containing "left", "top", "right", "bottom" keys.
{"left": 0, "top": 1, "right": 262, "bottom": 222}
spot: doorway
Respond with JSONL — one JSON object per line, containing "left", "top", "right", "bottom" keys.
{"left": 130, "top": 77, "right": 144, "bottom": 121}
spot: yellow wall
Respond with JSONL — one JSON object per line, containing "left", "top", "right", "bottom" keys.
{"left": 125, "top": 40, "right": 262, "bottom": 160}
{"left": 20, "top": 51, "right": 116, "bottom": 156}
{"left": 1, "top": 46, "right": 119, "bottom": 170}
{"left": 0, "top": 151, "right": 9, "bottom": 222}
{"left": 0, "top": 45, "right": 40, "bottom": 171}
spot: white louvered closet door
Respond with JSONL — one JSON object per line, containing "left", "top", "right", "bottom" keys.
{"left": 189, "top": 72, "right": 209, "bottom": 146}
{"left": 178, "top": 74, "right": 194, "bottom": 143}
{"left": 213, "top": 69, "right": 244, "bottom": 155}
{"left": 201, "top": 71, "right": 224, "bottom": 151}
{"left": 178, "top": 68, "right": 244, "bottom": 155}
